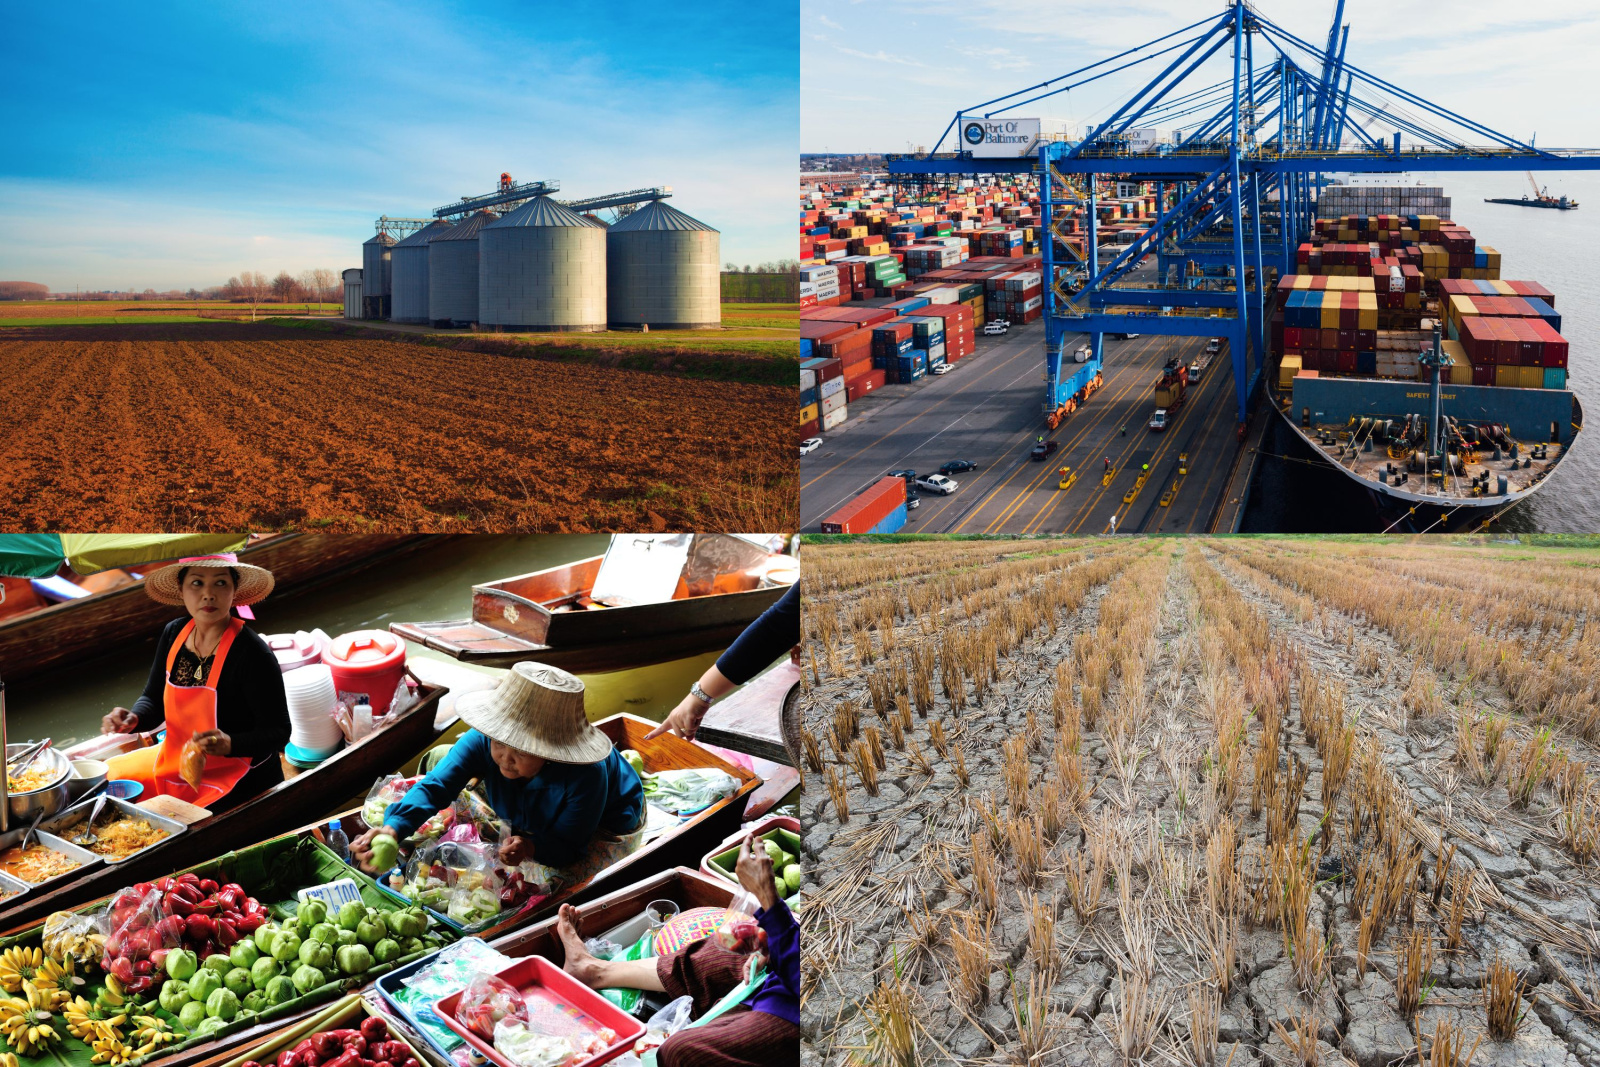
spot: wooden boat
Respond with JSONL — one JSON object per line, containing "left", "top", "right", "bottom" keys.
{"left": 0, "top": 680, "right": 451, "bottom": 928}
{"left": 356, "top": 713, "right": 760, "bottom": 940}
{"left": 489, "top": 865, "right": 738, "bottom": 959}
{"left": 0, "top": 534, "right": 438, "bottom": 681}
{"left": 390, "top": 540, "right": 794, "bottom": 673}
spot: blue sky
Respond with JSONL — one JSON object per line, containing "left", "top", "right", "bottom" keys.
{"left": 803, "top": 0, "right": 1600, "bottom": 157}
{"left": 0, "top": 0, "right": 797, "bottom": 291}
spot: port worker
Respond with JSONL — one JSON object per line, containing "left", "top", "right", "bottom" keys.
{"left": 1104, "top": 457, "right": 1111, "bottom": 474}
{"left": 350, "top": 662, "right": 644, "bottom": 871}
{"left": 555, "top": 833, "right": 799, "bottom": 1067}
{"left": 100, "top": 555, "right": 291, "bottom": 812}
{"left": 1108, "top": 514, "right": 1119, "bottom": 535}
{"left": 645, "top": 581, "right": 799, "bottom": 743}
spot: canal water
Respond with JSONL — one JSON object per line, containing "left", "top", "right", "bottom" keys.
{"left": 3, "top": 535, "right": 723, "bottom": 746}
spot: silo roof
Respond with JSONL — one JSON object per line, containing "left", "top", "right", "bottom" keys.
{"left": 487, "top": 195, "right": 600, "bottom": 229}
{"left": 431, "top": 211, "right": 500, "bottom": 241}
{"left": 392, "top": 219, "right": 453, "bottom": 247}
{"left": 607, "top": 200, "right": 718, "bottom": 233}
{"left": 363, "top": 231, "right": 397, "bottom": 247}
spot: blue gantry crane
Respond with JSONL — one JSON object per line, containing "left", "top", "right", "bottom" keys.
{"left": 886, "top": 1, "right": 1600, "bottom": 430}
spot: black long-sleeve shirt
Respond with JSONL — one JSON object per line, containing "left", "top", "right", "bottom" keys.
{"left": 132, "top": 618, "right": 292, "bottom": 763}
{"left": 714, "top": 582, "right": 799, "bottom": 685}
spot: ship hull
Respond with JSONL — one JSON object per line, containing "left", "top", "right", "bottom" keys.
{"left": 1483, "top": 197, "right": 1575, "bottom": 210}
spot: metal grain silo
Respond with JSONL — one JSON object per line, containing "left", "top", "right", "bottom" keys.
{"left": 361, "top": 232, "right": 395, "bottom": 319}
{"left": 478, "top": 196, "right": 606, "bottom": 332}
{"left": 606, "top": 201, "right": 721, "bottom": 329}
{"left": 427, "top": 211, "right": 497, "bottom": 328}
{"left": 389, "top": 219, "right": 451, "bottom": 323}
{"left": 342, "top": 268, "right": 363, "bottom": 320}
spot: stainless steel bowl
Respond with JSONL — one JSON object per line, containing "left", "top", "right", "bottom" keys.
{"left": 67, "top": 760, "right": 109, "bottom": 803}
{"left": 5, "top": 744, "right": 72, "bottom": 825}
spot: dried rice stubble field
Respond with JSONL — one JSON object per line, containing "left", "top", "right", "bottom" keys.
{"left": 0, "top": 323, "right": 794, "bottom": 530}
{"left": 798, "top": 536, "right": 1600, "bottom": 1067}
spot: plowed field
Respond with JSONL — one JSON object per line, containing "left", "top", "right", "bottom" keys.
{"left": 0, "top": 323, "right": 794, "bottom": 531}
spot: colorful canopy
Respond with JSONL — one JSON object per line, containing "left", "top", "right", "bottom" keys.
{"left": 0, "top": 534, "right": 249, "bottom": 578}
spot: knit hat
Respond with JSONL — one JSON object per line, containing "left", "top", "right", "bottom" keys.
{"left": 146, "top": 554, "right": 275, "bottom": 606}
{"left": 455, "top": 662, "right": 613, "bottom": 764}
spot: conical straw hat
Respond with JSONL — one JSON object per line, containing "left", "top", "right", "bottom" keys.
{"left": 454, "top": 662, "right": 613, "bottom": 764}
{"left": 146, "top": 553, "right": 275, "bottom": 606}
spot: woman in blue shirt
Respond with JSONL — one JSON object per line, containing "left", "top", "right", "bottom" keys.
{"left": 351, "top": 661, "right": 644, "bottom": 870}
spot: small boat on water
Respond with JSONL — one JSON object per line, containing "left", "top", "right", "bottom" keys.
{"left": 391, "top": 535, "right": 796, "bottom": 673}
{"left": 0, "top": 679, "right": 451, "bottom": 928}
{"left": 0, "top": 534, "right": 438, "bottom": 681}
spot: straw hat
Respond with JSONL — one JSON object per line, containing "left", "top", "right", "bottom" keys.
{"left": 456, "top": 662, "right": 613, "bottom": 764}
{"left": 146, "top": 553, "right": 275, "bottom": 607}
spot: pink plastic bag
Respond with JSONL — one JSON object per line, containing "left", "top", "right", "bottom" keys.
{"left": 458, "top": 973, "right": 527, "bottom": 1039}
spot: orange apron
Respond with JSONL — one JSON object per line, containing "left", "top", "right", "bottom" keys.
{"left": 105, "top": 619, "right": 256, "bottom": 807}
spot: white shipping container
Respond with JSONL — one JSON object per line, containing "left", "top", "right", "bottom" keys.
{"left": 800, "top": 265, "right": 839, "bottom": 283}
{"left": 1007, "top": 272, "right": 1043, "bottom": 291}
{"left": 925, "top": 340, "right": 947, "bottom": 360}
{"left": 819, "top": 375, "right": 845, "bottom": 400}
{"left": 823, "top": 249, "right": 846, "bottom": 261}
{"left": 926, "top": 287, "right": 959, "bottom": 305}
{"left": 800, "top": 368, "right": 816, "bottom": 391}
{"left": 814, "top": 283, "right": 841, "bottom": 298}
{"left": 799, "top": 281, "right": 817, "bottom": 299}
{"left": 821, "top": 390, "right": 848, "bottom": 415}
{"left": 822, "top": 404, "right": 849, "bottom": 431}
{"left": 1021, "top": 295, "right": 1043, "bottom": 313}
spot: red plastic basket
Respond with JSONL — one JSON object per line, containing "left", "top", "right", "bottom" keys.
{"left": 434, "top": 956, "right": 646, "bottom": 1067}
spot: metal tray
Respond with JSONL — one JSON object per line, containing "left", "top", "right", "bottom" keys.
{"left": 0, "top": 870, "right": 30, "bottom": 908}
{"left": 42, "top": 797, "right": 187, "bottom": 864}
{"left": 0, "top": 828, "right": 102, "bottom": 894}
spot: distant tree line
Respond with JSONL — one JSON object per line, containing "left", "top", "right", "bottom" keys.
{"left": 14, "top": 269, "right": 344, "bottom": 305}
{"left": 0, "top": 281, "right": 49, "bottom": 300}
{"left": 720, "top": 260, "right": 799, "bottom": 303}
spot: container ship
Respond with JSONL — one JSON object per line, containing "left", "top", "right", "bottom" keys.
{"left": 1267, "top": 202, "right": 1582, "bottom": 531}
{"left": 1483, "top": 194, "right": 1578, "bottom": 210}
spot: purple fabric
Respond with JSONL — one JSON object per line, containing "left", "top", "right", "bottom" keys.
{"left": 749, "top": 898, "right": 799, "bottom": 1025}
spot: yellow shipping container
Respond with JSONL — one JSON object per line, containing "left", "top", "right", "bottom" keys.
{"left": 1520, "top": 366, "right": 1545, "bottom": 389}
{"left": 1321, "top": 292, "right": 1341, "bottom": 328}
{"left": 1490, "top": 280, "right": 1514, "bottom": 296}
{"left": 800, "top": 403, "right": 819, "bottom": 425}
{"left": 1494, "top": 365, "right": 1520, "bottom": 388}
{"left": 1279, "top": 354, "right": 1303, "bottom": 388}
{"left": 1419, "top": 215, "right": 1440, "bottom": 230}
{"left": 1482, "top": 246, "right": 1501, "bottom": 270}
{"left": 1442, "top": 340, "right": 1472, "bottom": 384}
{"left": 1404, "top": 292, "right": 1421, "bottom": 309}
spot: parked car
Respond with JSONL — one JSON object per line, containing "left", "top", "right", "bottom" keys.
{"left": 983, "top": 320, "right": 1010, "bottom": 336}
{"left": 930, "top": 363, "right": 954, "bottom": 375}
{"left": 889, "top": 468, "right": 917, "bottom": 484}
{"left": 800, "top": 437, "right": 822, "bottom": 455}
{"left": 1029, "top": 440, "right": 1059, "bottom": 461}
{"left": 939, "top": 460, "right": 977, "bottom": 475}
{"left": 916, "top": 474, "right": 958, "bottom": 495}
{"left": 1113, "top": 332, "right": 1141, "bottom": 339}
{"left": 1149, "top": 409, "right": 1170, "bottom": 432}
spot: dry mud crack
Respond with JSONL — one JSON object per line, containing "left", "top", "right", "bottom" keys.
{"left": 798, "top": 538, "right": 1600, "bottom": 1067}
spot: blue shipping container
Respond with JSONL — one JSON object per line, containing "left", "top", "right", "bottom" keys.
{"left": 800, "top": 339, "right": 813, "bottom": 360}
{"left": 800, "top": 387, "right": 817, "bottom": 407}
{"left": 867, "top": 501, "right": 909, "bottom": 535}
{"left": 1525, "top": 297, "right": 1561, "bottom": 332}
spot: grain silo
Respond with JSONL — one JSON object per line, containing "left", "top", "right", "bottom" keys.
{"left": 341, "top": 268, "right": 363, "bottom": 320}
{"left": 388, "top": 219, "right": 451, "bottom": 323}
{"left": 606, "top": 201, "right": 721, "bottom": 329}
{"left": 427, "top": 211, "right": 498, "bottom": 328}
{"left": 478, "top": 196, "right": 606, "bottom": 332}
{"left": 361, "top": 232, "right": 395, "bottom": 319}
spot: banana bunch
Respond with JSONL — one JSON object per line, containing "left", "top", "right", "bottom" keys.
{"left": 95, "top": 974, "right": 135, "bottom": 1014}
{"left": 34, "top": 957, "right": 83, "bottom": 1001}
{"left": 63, "top": 995, "right": 124, "bottom": 1041}
{"left": 88, "top": 1031, "right": 135, "bottom": 1066}
{"left": 130, "top": 1014, "right": 178, "bottom": 1058}
{"left": 41, "top": 914, "right": 105, "bottom": 965}
{"left": 1, "top": 1051, "right": 18, "bottom": 1067}
{"left": 0, "top": 981, "right": 62, "bottom": 1056}
{"left": 0, "top": 948, "right": 41, "bottom": 995}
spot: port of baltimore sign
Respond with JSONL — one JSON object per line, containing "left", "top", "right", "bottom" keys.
{"left": 961, "top": 117, "right": 1042, "bottom": 158}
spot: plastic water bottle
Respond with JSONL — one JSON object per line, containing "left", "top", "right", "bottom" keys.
{"left": 326, "top": 818, "right": 350, "bottom": 863}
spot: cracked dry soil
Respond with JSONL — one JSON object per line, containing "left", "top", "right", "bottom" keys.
{"left": 797, "top": 536, "right": 1600, "bottom": 1067}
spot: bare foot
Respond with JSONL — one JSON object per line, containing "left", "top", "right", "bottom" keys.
{"left": 556, "top": 904, "right": 605, "bottom": 988}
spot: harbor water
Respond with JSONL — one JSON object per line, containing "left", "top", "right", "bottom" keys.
{"left": 1244, "top": 169, "right": 1599, "bottom": 532}
{"left": 2, "top": 535, "right": 723, "bottom": 745}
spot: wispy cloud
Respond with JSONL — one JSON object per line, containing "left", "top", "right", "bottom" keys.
{"left": 819, "top": 14, "right": 843, "bottom": 29}
{"left": 834, "top": 45, "right": 926, "bottom": 67}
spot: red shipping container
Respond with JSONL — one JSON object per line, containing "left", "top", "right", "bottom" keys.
{"left": 1336, "top": 351, "right": 1357, "bottom": 373}
{"left": 800, "top": 319, "right": 859, "bottom": 343}
{"left": 805, "top": 356, "right": 842, "bottom": 382}
{"left": 841, "top": 356, "right": 873, "bottom": 381}
{"left": 1506, "top": 280, "right": 1554, "bottom": 307}
{"left": 1337, "top": 329, "right": 1356, "bottom": 351}
{"left": 819, "top": 476, "right": 907, "bottom": 534}
{"left": 1321, "top": 328, "right": 1339, "bottom": 349}
{"left": 1508, "top": 317, "right": 1543, "bottom": 366}
{"left": 800, "top": 418, "right": 819, "bottom": 438}
{"left": 846, "top": 369, "right": 887, "bottom": 402}
{"left": 1357, "top": 329, "right": 1376, "bottom": 350}
{"left": 1284, "top": 326, "right": 1301, "bottom": 349}
{"left": 1471, "top": 364, "right": 1493, "bottom": 387}
{"left": 1532, "top": 320, "right": 1568, "bottom": 367}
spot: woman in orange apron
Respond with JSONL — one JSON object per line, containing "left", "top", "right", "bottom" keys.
{"left": 100, "top": 554, "right": 291, "bottom": 813}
